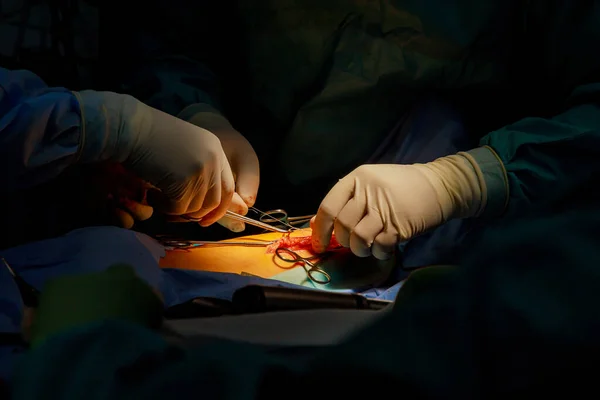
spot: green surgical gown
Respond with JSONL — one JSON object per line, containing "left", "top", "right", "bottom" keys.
{"left": 108, "top": 0, "right": 600, "bottom": 217}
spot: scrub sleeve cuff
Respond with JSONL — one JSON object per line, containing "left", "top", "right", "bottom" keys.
{"left": 459, "top": 146, "right": 509, "bottom": 218}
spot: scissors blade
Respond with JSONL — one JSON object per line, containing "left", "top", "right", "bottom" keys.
{"left": 225, "top": 210, "right": 290, "bottom": 233}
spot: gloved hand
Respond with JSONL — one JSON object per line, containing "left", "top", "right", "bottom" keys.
{"left": 311, "top": 153, "right": 487, "bottom": 260}
{"left": 179, "top": 104, "right": 260, "bottom": 232}
{"left": 75, "top": 91, "right": 235, "bottom": 225}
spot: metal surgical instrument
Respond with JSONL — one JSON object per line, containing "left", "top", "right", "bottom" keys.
{"left": 161, "top": 239, "right": 276, "bottom": 250}
{"left": 274, "top": 247, "right": 331, "bottom": 285}
{"left": 251, "top": 208, "right": 314, "bottom": 230}
{"left": 182, "top": 210, "right": 290, "bottom": 233}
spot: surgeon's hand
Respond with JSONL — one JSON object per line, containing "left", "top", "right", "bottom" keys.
{"left": 76, "top": 91, "right": 235, "bottom": 226}
{"left": 312, "top": 155, "right": 486, "bottom": 260}
{"left": 179, "top": 104, "right": 260, "bottom": 232}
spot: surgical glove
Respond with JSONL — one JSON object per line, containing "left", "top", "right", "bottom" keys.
{"left": 75, "top": 91, "right": 235, "bottom": 225}
{"left": 312, "top": 154, "right": 486, "bottom": 260}
{"left": 179, "top": 104, "right": 260, "bottom": 232}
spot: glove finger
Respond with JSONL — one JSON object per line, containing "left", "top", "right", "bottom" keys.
{"left": 113, "top": 208, "right": 135, "bottom": 229}
{"left": 349, "top": 213, "right": 384, "bottom": 258}
{"left": 186, "top": 184, "right": 219, "bottom": 222}
{"left": 232, "top": 151, "right": 260, "bottom": 207}
{"left": 119, "top": 199, "right": 154, "bottom": 221}
{"left": 217, "top": 217, "right": 245, "bottom": 232}
{"left": 199, "top": 160, "right": 235, "bottom": 226}
{"left": 372, "top": 231, "right": 398, "bottom": 261}
{"left": 183, "top": 175, "right": 212, "bottom": 219}
{"left": 230, "top": 192, "right": 249, "bottom": 215}
{"left": 216, "top": 193, "right": 248, "bottom": 232}
{"left": 334, "top": 198, "right": 366, "bottom": 248}
{"left": 312, "top": 176, "right": 356, "bottom": 253}
{"left": 147, "top": 188, "right": 193, "bottom": 216}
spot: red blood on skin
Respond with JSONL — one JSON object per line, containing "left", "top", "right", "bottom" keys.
{"left": 265, "top": 233, "right": 342, "bottom": 254}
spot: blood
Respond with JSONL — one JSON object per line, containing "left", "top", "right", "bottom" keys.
{"left": 265, "top": 233, "right": 342, "bottom": 254}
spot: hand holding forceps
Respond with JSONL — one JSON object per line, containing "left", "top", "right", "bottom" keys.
{"left": 183, "top": 210, "right": 290, "bottom": 233}
{"left": 251, "top": 208, "right": 313, "bottom": 229}
{"left": 183, "top": 208, "right": 314, "bottom": 234}
{"left": 274, "top": 247, "right": 331, "bottom": 284}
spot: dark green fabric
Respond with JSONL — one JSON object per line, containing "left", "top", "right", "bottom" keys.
{"left": 12, "top": 173, "right": 600, "bottom": 398}
{"left": 12, "top": 3, "right": 597, "bottom": 396}
{"left": 109, "top": 0, "right": 600, "bottom": 218}
{"left": 30, "top": 265, "right": 163, "bottom": 347}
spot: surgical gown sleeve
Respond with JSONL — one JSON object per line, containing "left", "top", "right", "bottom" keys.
{"left": 0, "top": 68, "right": 83, "bottom": 190}
{"left": 470, "top": 84, "right": 600, "bottom": 218}
{"left": 466, "top": 4, "right": 600, "bottom": 219}
{"left": 12, "top": 182, "right": 600, "bottom": 398}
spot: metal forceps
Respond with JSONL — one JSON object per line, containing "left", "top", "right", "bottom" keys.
{"left": 183, "top": 210, "right": 290, "bottom": 233}
{"left": 160, "top": 239, "right": 276, "bottom": 250}
{"left": 274, "top": 247, "right": 331, "bottom": 284}
{"left": 251, "top": 208, "right": 314, "bottom": 230}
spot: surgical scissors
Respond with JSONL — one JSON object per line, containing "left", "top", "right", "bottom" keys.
{"left": 251, "top": 208, "right": 313, "bottom": 230}
{"left": 274, "top": 247, "right": 331, "bottom": 284}
{"left": 182, "top": 210, "right": 290, "bottom": 233}
{"left": 161, "top": 239, "right": 276, "bottom": 250}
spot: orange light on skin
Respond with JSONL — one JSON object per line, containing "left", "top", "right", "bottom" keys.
{"left": 159, "top": 228, "right": 325, "bottom": 278}
{"left": 159, "top": 228, "right": 396, "bottom": 290}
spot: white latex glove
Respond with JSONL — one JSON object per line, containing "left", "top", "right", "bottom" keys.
{"left": 179, "top": 104, "right": 260, "bottom": 232}
{"left": 75, "top": 91, "right": 235, "bottom": 225}
{"left": 311, "top": 155, "right": 486, "bottom": 260}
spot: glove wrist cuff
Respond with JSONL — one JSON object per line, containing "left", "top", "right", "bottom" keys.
{"left": 420, "top": 153, "right": 485, "bottom": 220}
{"left": 421, "top": 146, "right": 508, "bottom": 221}
{"left": 74, "top": 91, "right": 144, "bottom": 164}
{"left": 460, "top": 146, "right": 509, "bottom": 218}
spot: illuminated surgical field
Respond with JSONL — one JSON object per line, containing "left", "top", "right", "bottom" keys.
{"left": 159, "top": 228, "right": 396, "bottom": 290}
